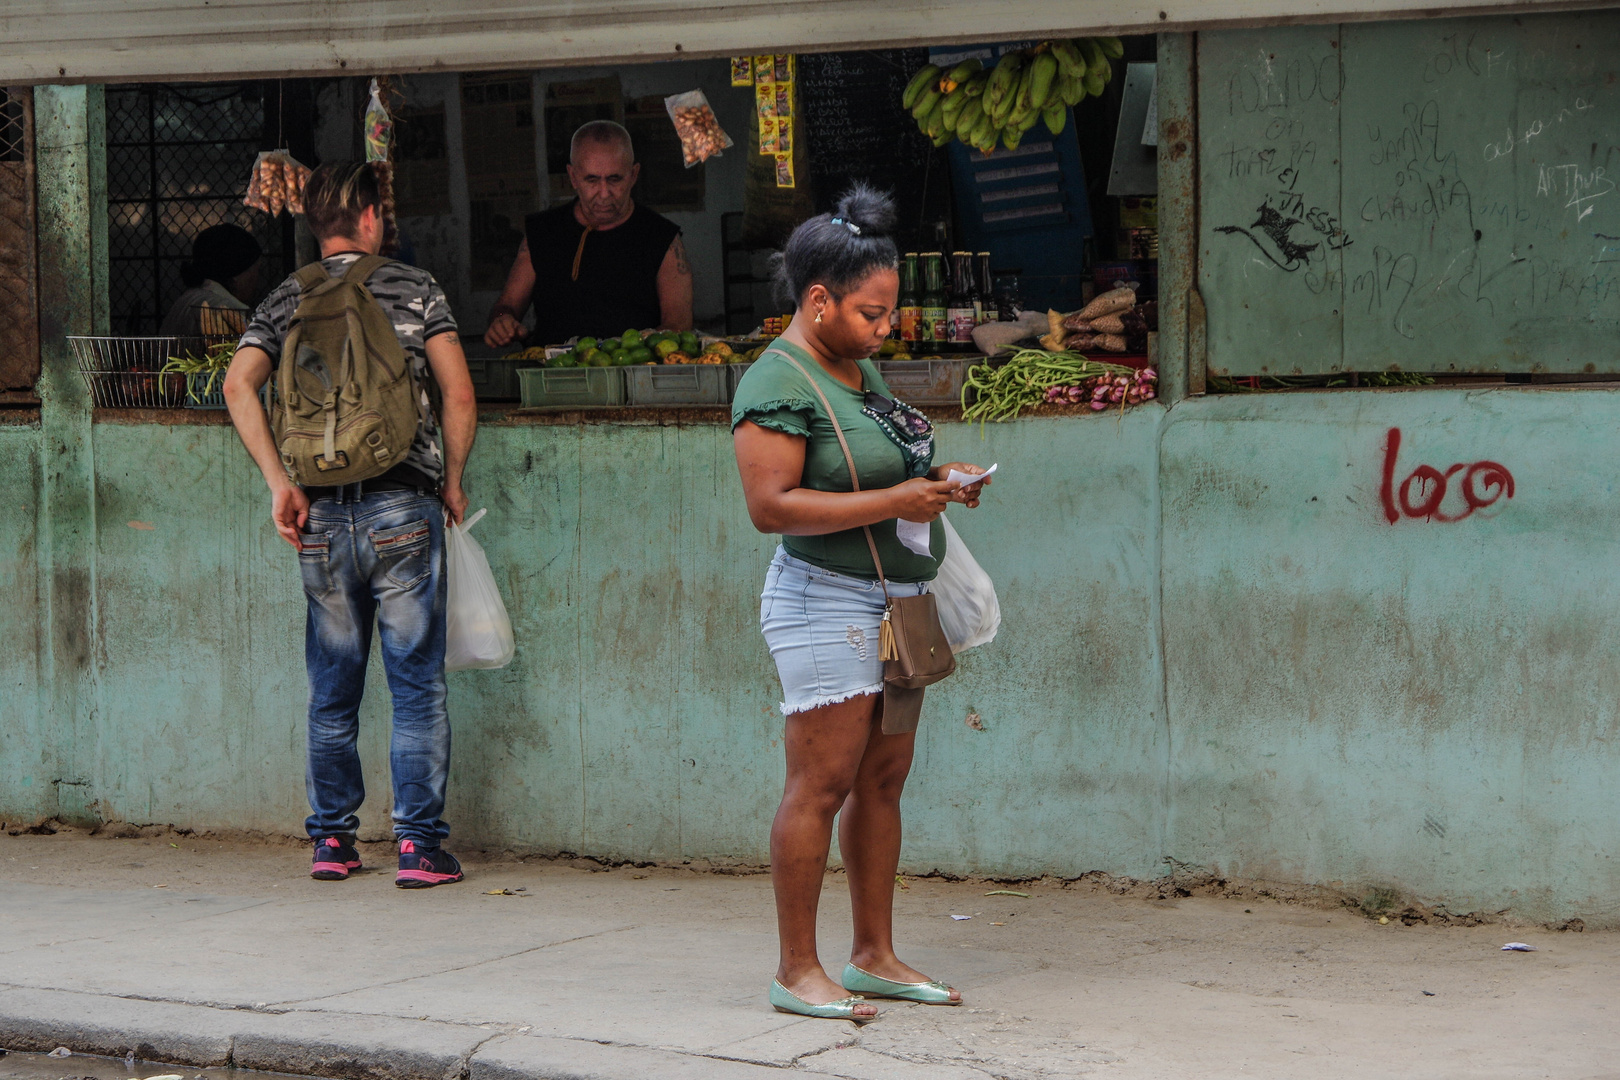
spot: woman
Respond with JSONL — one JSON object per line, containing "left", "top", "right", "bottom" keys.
{"left": 159, "top": 223, "right": 263, "bottom": 337}
{"left": 731, "top": 185, "right": 991, "bottom": 1022}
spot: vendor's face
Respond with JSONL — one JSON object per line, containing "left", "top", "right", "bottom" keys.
{"left": 227, "top": 257, "right": 263, "bottom": 305}
{"left": 568, "top": 143, "right": 639, "bottom": 227}
{"left": 811, "top": 268, "right": 900, "bottom": 360}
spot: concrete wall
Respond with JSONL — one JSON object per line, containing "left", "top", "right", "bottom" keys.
{"left": 6, "top": 391, "right": 1620, "bottom": 925}
{"left": 0, "top": 421, "right": 47, "bottom": 822}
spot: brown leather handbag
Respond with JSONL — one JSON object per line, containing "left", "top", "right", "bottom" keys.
{"left": 778, "top": 351, "right": 955, "bottom": 733}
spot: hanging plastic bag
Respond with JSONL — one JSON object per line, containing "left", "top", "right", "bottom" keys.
{"left": 243, "top": 150, "right": 311, "bottom": 216}
{"left": 930, "top": 515, "right": 1000, "bottom": 653}
{"left": 444, "top": 509, "right": 515, "bottom": 671}
{"left": 364, "top": 78, "right": 393, "bottom": 163}
{"left": 665, "top": 89, "right": 734, "bottom": 167}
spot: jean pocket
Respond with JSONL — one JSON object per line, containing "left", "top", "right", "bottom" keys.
{"left": 298, "top": 532, "right": 334, "bottom": 597}
{"left": 371, "top": 518, "right": 433, "bottom": 590}
{"left": 760, "top": 561, "right": 784, "bottom": 624}
{"left": 806, "top": 569, "right": 880, "bottom": 595}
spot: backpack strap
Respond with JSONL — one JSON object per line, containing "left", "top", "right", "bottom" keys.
{"left": 336, "top": 253, "right": 437, "bottom": 434}
{"left": 293, "top": 261, "right": 330, "bottom": 292}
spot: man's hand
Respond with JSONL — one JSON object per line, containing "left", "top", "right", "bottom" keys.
{"left": 441, "top": 480, "right": 468, "bottom": 526}
{"left": 484, "top": 313, "right": 525, "bottom": 348}
{"left": 272, "top": 484, "right": 311, "bottom": 549}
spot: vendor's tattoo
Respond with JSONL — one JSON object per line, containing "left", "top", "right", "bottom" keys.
{"left": 671, "top": 236, "right": 690, "bottom": 276}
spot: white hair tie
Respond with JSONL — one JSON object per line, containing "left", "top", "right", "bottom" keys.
{"left": 829, "top": 217, "right": 862, "bottom": 235}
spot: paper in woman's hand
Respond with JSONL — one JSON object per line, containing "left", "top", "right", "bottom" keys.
{"left": 895, "top": 465, "right": 1000, "bottom": 557}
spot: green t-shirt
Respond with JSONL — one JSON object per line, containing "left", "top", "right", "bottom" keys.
{"left": 730, "top": 338, "right": 943, "bottom": 583}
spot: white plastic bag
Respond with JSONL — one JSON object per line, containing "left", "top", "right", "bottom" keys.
{"left": 444, "top": 508, "right": 515, "bottom": 671}
{"left": 931, "top": 514, "right": 1001, "bottom": 653}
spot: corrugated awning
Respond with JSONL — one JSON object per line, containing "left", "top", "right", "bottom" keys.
{"left": 1, "top": 0, "right": 1606, "bottom": 84}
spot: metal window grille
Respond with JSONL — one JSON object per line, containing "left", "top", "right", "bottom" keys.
{"left": 105, "top": 82, "right": 291, "bottom": 336}
{"left": 0, "top": 90, "right": 25, "bottom": 162}
{"left": 0, "top": 87, "right": 39, "bottom": 396}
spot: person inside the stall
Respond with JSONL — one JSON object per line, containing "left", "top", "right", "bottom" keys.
{"left": 159, "top": 223, "right": 263, "bottom": 337}
{"left": 482, "top": 120, "right": 693, "bottom": 348}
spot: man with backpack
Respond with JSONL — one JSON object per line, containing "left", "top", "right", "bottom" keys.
{"left": 223, "top": 162, "right": 478, "bottom": 889}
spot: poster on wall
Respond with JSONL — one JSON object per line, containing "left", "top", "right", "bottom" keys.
{"left": 392, "top": 105, "right": 451, "bottom": 217}
{"left": 542, "top": 76, "right": 623, "bottom": 204}
{"left": 460, "top": 72, "right": 540, "bottom": 291}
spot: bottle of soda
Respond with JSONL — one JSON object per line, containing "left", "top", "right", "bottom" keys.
{"left": 976, "top": 252, "right": 995, "bottom": 324}
{"left": 920, "top": 252, "right": 947, "bottom": 351}
{"left": 947, "top": 251, "right": 976, "bottom": 350}
{"left": 898, "top": 253, "right": 921, "bottom": 345}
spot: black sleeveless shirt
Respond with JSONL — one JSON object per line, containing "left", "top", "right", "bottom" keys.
{"left": 524, "top": 202, "right": 680, "bottom": 344}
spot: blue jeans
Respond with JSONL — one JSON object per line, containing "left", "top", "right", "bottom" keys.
{"left": 297, "top": 489, "right": 451, "bottom": 845}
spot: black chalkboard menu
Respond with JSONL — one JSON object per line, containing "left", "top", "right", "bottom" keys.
{"left": 797, "top": 49, "right": 951, "bottom": 250}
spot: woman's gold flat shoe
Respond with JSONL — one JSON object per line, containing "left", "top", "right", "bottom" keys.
{"left": 770, "top": 979, "right": 877, "bottom": 1022}
{"left": 841, "top": 962, "right": 961, "bottom": 1005}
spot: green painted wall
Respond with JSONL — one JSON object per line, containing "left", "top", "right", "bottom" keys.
{"left": 0, "top": 422, "right": 48, "bottom": 822}
{"left": 7, "top": 393, "right": 1620, "bottom": 925}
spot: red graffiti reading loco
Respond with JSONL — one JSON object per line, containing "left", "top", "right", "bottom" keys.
{"left": 1380, "top": 427, "right": 1514, "bottom": 524}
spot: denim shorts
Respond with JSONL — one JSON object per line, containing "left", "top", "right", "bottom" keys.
{"left": 759, "top": 546, "right": 929, "bottom": 716}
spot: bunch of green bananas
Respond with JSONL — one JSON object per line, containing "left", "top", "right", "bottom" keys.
{"left": 901, "top": 37, "right": 1122, "bottom": 153}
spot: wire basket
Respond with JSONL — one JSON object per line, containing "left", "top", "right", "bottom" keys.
{"left": 68, "top": 335, "right": 237, "bottom": 409}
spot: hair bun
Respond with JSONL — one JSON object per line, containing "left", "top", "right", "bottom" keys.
{"left": 834, "top": 183, "right": 897, "bottom": 238}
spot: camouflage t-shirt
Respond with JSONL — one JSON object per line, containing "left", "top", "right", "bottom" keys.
{"left": 239, "top": 253, "right": 459, "bottom": 485}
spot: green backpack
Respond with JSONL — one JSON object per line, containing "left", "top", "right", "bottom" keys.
{"left": 272, "top": 255, "right": 424, "bottom": 486}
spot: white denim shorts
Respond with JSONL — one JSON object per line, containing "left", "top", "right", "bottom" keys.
{"left": 759, "top": 546, "right": 929, "bottom": 716}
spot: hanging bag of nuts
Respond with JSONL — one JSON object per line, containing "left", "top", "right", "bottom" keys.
{"left": 664, "top": 89, "right": 734, "bottom": 167}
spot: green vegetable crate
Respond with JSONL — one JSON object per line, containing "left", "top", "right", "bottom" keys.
{"left": 874, "top": 357, "right": 977, "bottom": 406}
{"left": 518, "top": 366, "right": 626, "bottom": 408}
{"left": 625, "top": 364, "right": 727, "bottom": 405}
{"left": 465, "top": 357, "right": 529, "bottom": 401}
{"left": 725, "top": 362, "right": 753, "bottom": 401}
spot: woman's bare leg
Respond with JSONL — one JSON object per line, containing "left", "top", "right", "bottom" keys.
{"left": 841, "top": 704, "right": 960, "bottom": 1000}
{"left": 771, "top": 692, "right": 881, "bottom": 1015}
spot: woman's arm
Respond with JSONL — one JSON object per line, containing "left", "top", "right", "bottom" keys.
{"left": 734, "top": 421, "right": 959, "bottom": 535}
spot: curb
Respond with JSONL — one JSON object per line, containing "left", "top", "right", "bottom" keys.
{"left": 0, "top": 988, "right": 795, "bottom": 1080}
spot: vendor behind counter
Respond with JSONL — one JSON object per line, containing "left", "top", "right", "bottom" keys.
{"left": 483, "top": 120, "right": 693, "bottom": 349}
{"left": 159, "top": 224, "right": 263, "bottom": 338}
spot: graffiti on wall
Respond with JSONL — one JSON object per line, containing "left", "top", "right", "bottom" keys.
{"left": 1380, "top": 426, "right": 1514, "bottom": 524}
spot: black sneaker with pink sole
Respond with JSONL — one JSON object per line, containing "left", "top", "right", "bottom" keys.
{"left": 395, "top": 839, "right": 465, "bottom": 889}
{"left": 311, "top": 836, "right": 363, "bottom": 880}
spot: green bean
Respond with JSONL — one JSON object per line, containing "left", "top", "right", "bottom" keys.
{"left": 962, "top": 349, "right": 1133, "bottom": 425}
{"left": 163, "top": 341, "right": 236, "bottom": 402}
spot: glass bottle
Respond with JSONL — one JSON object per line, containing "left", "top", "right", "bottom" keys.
{"left": 898, "top": 252, "right": 921, "bottom": 345}
{"left": 920, "top": 252, "right": 947, "bottom": 351}
{"left": 947, "top": 251, "right": 976, "bottom": 350}
{"left": 976, "top": 252, "right": 995, "bottom": 324}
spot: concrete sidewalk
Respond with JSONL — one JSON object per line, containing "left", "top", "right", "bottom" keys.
{"left": 1, "top": 830, "right": 1616, "bottom": 1080}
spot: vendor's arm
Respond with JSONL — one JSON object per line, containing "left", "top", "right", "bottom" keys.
{"left": 484, "top": 238, "right": 535, "bottom": 347}
{"left": 656, "top": 234, "right": 695, "bottom": 332}
{"left": 222, "top": 344, "right": 308, "bottom": 550}
{"left": 733, "top": 421, "right": 958, "bottom": 535}
{"left": 426, "top": 330, "right": 478, "bottom": 526}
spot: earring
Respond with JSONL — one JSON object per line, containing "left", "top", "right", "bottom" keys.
{"left": 814, "top": 310, "right": 823, "bottom": 323}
